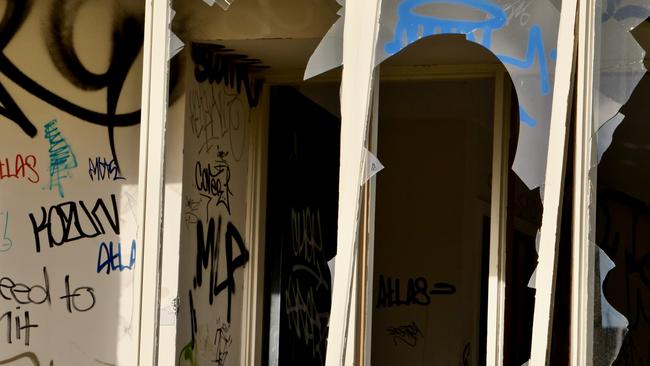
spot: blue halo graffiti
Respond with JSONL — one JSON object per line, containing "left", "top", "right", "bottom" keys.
{"left": 385, "top": 0, "right": 508, "bottom": 53}
{"left": 383, "top": 0, "right": 557, "bottom": 127}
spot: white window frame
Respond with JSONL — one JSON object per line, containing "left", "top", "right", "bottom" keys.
{"left": 325, "top": 0, "right": 383, "bottom": 364}
{"left": 134, "top": 0, "right": 580, "bottom": 364}
{"left": 529, "top": 0, "right": 578, "bottom": 365}
{"left": 329, "top": 1, "right": 579, "bottom": 364}
{"left": 571, "top": 0, "right": 597, "bottom": 364}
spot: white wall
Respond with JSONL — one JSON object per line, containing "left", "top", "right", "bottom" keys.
{"left": 0, "top": 0, "right": 341, "bottom": 364}
{"left": 371, "top": 78, "right": 494, "bottom": 366}
{"left": 0, "top": 1, "right": 145, "bottom": 364}
{"left": 160, "top": 2, "right": 341, "bottom": 365}
{"left": 174, "top": 43, "right": 264, "bottom": 366}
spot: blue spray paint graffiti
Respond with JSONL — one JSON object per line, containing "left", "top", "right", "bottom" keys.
{"left": 384, "top": 0, "right": 557, "bottom": 127}
{"left": 518, "top": 106, "right": 537, "bottom": 127}
{"left": 495, "top": 25, "right": 550, "bottom": 96}
{"left": 384, "top": 0, "right": 507, "bottom": 53}
{"left": 43, "top": 119, "right": 77, "bottom": 197}
{"left": 603, "top": 0, "right": 650, "bottom": 22}
{"left": 97, "top": 240, "right": 136, "bottom": 274}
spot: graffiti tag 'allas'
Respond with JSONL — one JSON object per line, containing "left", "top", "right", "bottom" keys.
{"left": 376, "top": 275, "right": 456, "bottom": 308}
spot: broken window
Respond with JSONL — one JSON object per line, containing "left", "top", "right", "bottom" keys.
{"left": 309, "top": 0, "right": 569, "bottom": 364}
{"left": 580, "top": 1, "right": 650, "bottom": 365}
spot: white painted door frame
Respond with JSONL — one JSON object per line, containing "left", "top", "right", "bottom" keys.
{"left": 571, "top": 0, "right": 597, "bottom": 364}
{"left": 325, "top": 0, "right": 382, "bottom": 364}
{"left": 486, "top": 69, "right": 511, "bottom": 366}
{"left": 358, "top": 65, "right": 511, "bottom": 366}
{"left": 136, "top": 0, "right": 171, "bottom": 365}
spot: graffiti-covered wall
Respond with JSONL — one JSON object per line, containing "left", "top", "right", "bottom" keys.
{"left": 0, "top": 0, "right": 146, "bottom": 364}
{"left": 175, "top": 42, "right": 262, "bottom": 366}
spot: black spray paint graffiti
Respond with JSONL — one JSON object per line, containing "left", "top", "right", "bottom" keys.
{"left": 185, "top": 290, "right": 198, "bottom": 357}
{"left": 0, "top": 352, "right": 53, "bottom": 366}
{"left": 376, "top": 275, "right": 456, "bottom": 309}
{"left": 0, "top": 0, "right": 143, "bottom": 172}
{"left": 283, "top": 207, "right": 331, "bottom": 366}
{"left": 284, "top": 277, "right": 327, "bottom": 364}
{"left": 0, "top": 267, "right": 95, "bottom": 346}
{"left": 191, "top": 43, "right": 265, "bottom": 108}
{"left": 195, "top": 149, "right": 233, "bottom": 214}
{"left": 28, "top": 194, "right": 120, "bottom": 253}
{"left": 187, "top": 78, "right": 250, "bottom": 162}
{"left": 188, "top": 43, "right": 267, "bottom": 162}
{"left": 193, "top": 217, "right": 249, "bottom": 323}
{"left": 462, "top": 342, "right": 471, "bottom": 366}
{"left": 290, "top": 208, "right": 329, "bottom": 291}
{"left": 0, "top": 309, "right": 38, "bottom": 346}
{"left": 181, "top": 218, "right": 248, "bottom": 364}
{"left": 213, "top": 319, "right": 232, "bottom": 366}
{"left": 386, "top": 321, "right": 424, "bottom": 347}
{"left": 0, "top": 267, "right": 50, "bottom": 307}
{"left": 88, "top": 157, "right": 124, "bottom": 181}
{"left": 58, "top": 273, "right": 96, "bottom": 312}
{"left": 0, "top": 268, "right": 95, "bottom": 312}
{"left": 183, "top": 195, "right": 201, "bottom": 228}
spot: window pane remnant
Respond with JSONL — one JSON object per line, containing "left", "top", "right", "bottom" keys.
{"left": 310, "top": 0, "right": 564, "bottom": 190}
{"left": 591, "top": 1, "right": 650, "bottom": 364}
